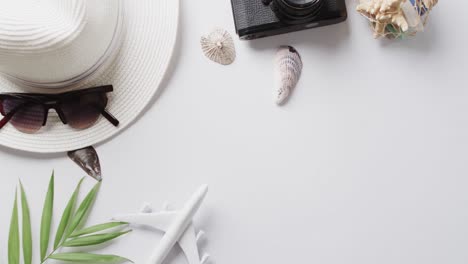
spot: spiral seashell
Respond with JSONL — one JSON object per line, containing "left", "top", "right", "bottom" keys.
{"left": 356, "top": 0, "right": 408, "bottom": 38}
{"left": 423, "top": 0, "right": 438, "bottom": 9}
{"left": 274, "top": 46, "right": 303, "bottom": 105}
{"left": 357, "top": 0, "right": 438, "bottom": 38}
{"left": 200, "top": 28, "right": 236, "bottom": 65}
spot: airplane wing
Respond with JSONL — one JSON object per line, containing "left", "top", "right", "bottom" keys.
{"left": 114, "top": 211, "right": 208, "bottom": 264}
{"left": 178, "top": 224, "right": 202, "bottom": 264}
{"left": 113, "top": 211, "right": 176, "bottom": 232}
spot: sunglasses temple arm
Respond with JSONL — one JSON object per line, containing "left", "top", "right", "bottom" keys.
{"left": 0, "top": 101, "right": 26, "bottom": 129}
{"left": 101, "top": 109, "right": 120, "bottom": 127}
{"left": 0, "top": 111, "right": 16, "bottom": 129}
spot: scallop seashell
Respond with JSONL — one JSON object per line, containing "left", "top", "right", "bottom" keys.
{"left": 274, "top": 46, "right": 303, "bottom": 105}
{"left": 200, "top": 28, "right": 236, "bottom": 65}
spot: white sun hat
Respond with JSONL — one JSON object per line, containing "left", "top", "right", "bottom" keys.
{"left": 0, "top": 0, "right": 179, "bottom": 153}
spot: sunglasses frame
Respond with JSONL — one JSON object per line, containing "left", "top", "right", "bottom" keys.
{"left": 0, "top": 85, "right": 119, "bottom": 131}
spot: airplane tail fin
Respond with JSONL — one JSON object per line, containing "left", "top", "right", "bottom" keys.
{"left": 201, "top": 254, "right": 210, "bottom": 264}
{"left": 196, "top": 230, "right": 205, "bottom": 242}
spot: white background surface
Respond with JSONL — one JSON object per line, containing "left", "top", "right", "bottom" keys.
{"left": 1, "top": 0, "right": 468, "bottom": 263}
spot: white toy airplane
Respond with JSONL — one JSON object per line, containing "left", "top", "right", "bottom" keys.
{"left": 114, "top": 185, "right": 210, "bottom": 264}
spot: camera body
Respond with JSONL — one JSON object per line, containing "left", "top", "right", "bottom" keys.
{"left": 230, "top": 0, "right": 347, "bottom": 40}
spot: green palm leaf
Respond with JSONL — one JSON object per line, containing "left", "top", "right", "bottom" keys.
{"left": 70, "top": 222, "right": 129, "bottom": 238}
{"left": 49, "top": 253, "right": 132, "bottom": 263}
{"left": 54, "top": 178, "right": 84, "bottom": 249}
{"left": 63, "top": 230, "right": 131, "bottom": 247}
{"left": 6, "top": 174, "right": 132, "bottom": 264}
{"left": 8, "top": 190, "right": 20, "bottom": 264}
{"left": 40, "top": 173, "right": 55, "bottom": 261}
{"left": 66, "top": 181, "right": 101, "bottom": 236}
{"left": 20, "top": 182, "right": 33, "bottom": 264}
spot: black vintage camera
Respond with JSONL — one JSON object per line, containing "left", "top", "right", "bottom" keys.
{"left": 230, "top": 0, "right": 347, "bottom": 40}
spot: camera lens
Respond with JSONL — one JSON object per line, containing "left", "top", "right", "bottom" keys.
{"left": 271, "top": 0, "right": 323, "bottom": 24}
{"left": 285, "top": 0, "right": 316, "bottom": 6}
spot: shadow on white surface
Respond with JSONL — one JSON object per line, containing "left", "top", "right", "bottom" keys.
{"left": 247, "top": 20, "right": 351, "bottom": 51}
{"left": 378, "top": 20, "right": 440, "bottom": 52}
{"left": 0, "top": 145, "right": 64, "bottom": 158}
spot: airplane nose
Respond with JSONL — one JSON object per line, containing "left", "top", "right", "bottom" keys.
{"left": 190, "top": 184, "right": 208, "bottom": 206}
{"left": 197, "top": 184, "right": 209, "bottom": 200}
{"left": 199, "top": 184, "right": 208, "bottom": 195}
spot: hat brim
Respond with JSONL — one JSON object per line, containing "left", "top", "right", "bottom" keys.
{"left": 0, "top": 0, "right": 179, "bottom": 153}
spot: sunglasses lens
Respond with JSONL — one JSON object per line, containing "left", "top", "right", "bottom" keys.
{"left": 61, "top": 93, "right": 108, "bottom": 130}
{"left": 2, "top": 98, "right": 45, "bottom": 134}
{"left": 0, "top": 99, "right": 5, "bottom": 115}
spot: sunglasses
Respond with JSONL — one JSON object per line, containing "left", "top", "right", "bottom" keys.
{"left": 0, "top": 85, "right": 119, "bottom": 134}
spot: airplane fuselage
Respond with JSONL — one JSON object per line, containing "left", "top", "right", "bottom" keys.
{"left": 148, "top": 185, "right": 208, "bottom": 264}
